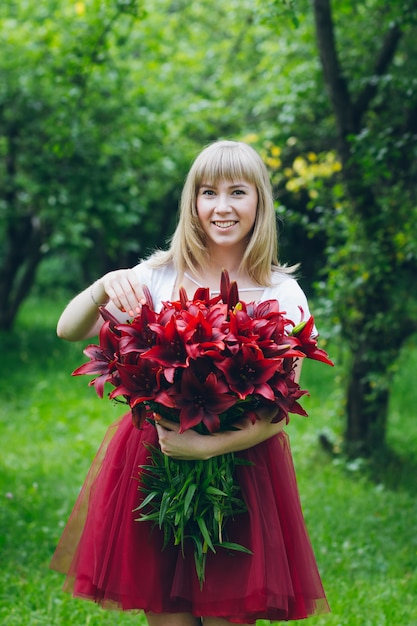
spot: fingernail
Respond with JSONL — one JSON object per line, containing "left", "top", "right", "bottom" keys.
{"left": 135, "top": 306, "right": 141, "bottom": 313}
{"left": 128, "top": 309, "right": 134, "bottom": 316}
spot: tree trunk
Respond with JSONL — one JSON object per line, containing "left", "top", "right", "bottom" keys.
{"left": 312, "top": 0, "right": 407, "bottom": 456}
{"left": 345, "top": 349, "right": 390, "bottom": 456}
{"left": 0, "top": 214, "right": 44, "bottom": 330}
{"left": 0, "top": 111, "right": 47, "bottom": 329}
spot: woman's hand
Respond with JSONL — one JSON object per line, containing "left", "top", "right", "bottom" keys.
{"left": 155, "top": 416, "right": 209, "bottom": 461}
{"left": 98, "top": 268, "right": 146, "bottom": 316}
{"left": 57, "top": 268, "right": 147, "bottom": 342}
{"left": 154, "top": 409, "right": 286, "bottom": 461}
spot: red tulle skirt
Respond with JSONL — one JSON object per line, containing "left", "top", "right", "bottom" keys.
{"left": 50, "top": 414, "right": 329, "bottom": 623}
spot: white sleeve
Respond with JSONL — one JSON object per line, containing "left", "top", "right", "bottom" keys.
{"left": 131, "top": 261, "right": 176, "bottom": 311}
{"left": 268, "top": 277, "right": 318, "bottom": 337}
{"left": 131, "top": 259, "right": 154, "bottom": 285}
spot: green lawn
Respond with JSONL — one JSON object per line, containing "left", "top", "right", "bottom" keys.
{"left": 1, "top": 297, "right": 416, "bottom": 625}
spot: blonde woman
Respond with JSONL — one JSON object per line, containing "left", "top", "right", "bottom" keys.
{"left": 51, "top": 140, "right": 329, "bottom": 625}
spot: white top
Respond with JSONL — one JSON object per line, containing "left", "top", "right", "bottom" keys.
{"left": 132, "top": 260, "right": 317, "bottom": 334}
{"left": 184, "top": 272, "right": 265, "bottom": 294}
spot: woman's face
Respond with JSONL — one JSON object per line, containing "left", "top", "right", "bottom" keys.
{"left": 196, "top": 179, "right": 258, "bottom": 254}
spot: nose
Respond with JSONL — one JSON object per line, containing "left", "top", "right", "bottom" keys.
{"left": 216, "top": 192, "right": 232, "bottom": 213}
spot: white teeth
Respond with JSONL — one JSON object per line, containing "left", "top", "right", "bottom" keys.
{"left": 214, "top": 221, "right": 236, "bottom": 228}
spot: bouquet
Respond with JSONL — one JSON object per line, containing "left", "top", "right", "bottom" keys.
{"left": 73, "top": 271, "right": 333, "bottom": 586}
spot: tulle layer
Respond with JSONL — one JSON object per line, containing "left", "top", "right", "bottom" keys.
{"left": 50, "top": 414, "right": 329, "bottom": 623}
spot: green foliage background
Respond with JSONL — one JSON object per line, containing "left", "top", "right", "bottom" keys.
{"left": 1, "top": 0, "right": 329, "bottom": 306}
{"left": 1, "top": 0, "right": 417, "bottom": 621}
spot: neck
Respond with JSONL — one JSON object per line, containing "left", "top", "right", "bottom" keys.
{"left": 189, "top": 259, "right": 256, "bottom": 291}
{"left": 196, "top": 261, "right": 243, "bottom": 285}
{"left": 202, "top": 246, "right": 245, "bottom": 277}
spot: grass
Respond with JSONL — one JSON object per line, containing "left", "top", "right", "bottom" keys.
{"left": 1, "top": 296, "right": 416, "bottom": 625}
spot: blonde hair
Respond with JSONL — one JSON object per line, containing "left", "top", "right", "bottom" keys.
{"left": 150, "top": 140, "right": 291, "bottom": 285}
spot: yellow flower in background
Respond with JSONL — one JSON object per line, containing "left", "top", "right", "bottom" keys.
{"left": 265, "top": 156, "right": 282, "bottom": 170}
{"left": 75, "top": 2, "right": 86, "bottom": 16}
{"left": 241, "top": 133, "right": 259, "bottom": 144}
{"left": 281, "top": 149, "right": 342, "bottom": 196}
{"left": 270, "top": 145, "right": 281, "bottom": 157}
{"left": 293, "top": 156, "right": 307, "bottom": 176}
{"left": 285, "top": 178, "right": 302, "bottom": 192}
{"left": 258, "top": 140, "right": 342, "bottom": 195}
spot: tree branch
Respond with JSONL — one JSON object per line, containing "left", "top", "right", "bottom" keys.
{"left": 352, "top": 22, "right": 402, "bottom": 126}
{"left": 312, "top": 0, "right": 355, "bottom": 162}
{"left": 312, "top": 0, "right": 376, "bottom": 218}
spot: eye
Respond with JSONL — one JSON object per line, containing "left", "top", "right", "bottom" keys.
{"left": 232, "top": 189, "right": 246, "bottom": 195}
{"left": 201, "top": 188, "right": 215, "bottom": 196}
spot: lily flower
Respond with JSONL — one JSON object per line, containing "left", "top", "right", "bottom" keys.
{"left": 174, "top": 368, "right": 237, "bottom": 433}
{"left": 215, "top": 344, "right": 278, "bottom": 401}
{"left": 142, "top": 315, "right": 188, "bottom": 383}
{"left": 292, "top": 314, "right": 334, "bottom": 366}
{"left": 118, "top": 304, "right": 158, "bottom": 355}
{"left": 109, "top": 359, "right": 162, "bottom": 411}
{"left": 72, "top": 320, "right": 120, "bottom": 397}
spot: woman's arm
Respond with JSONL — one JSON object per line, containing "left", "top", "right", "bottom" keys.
{"left": 57, "top": 268, "right": 146, "bottom": 341}
{"left": 155, "top": 360, "right": 304, "bottom": 461}
{"left": 155, "top": 410, "right": 284, "bottom": 461}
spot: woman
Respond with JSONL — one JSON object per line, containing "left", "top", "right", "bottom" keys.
{"left": 51, "top": 140, "right": 329, "bottom": 625}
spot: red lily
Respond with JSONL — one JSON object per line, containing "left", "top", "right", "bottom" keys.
{"left": 181, "top": 309, "right": 226, "bottom": 359}
{"left": 174, "top": 368, "right": 237, "bottom": 433}
{"left": 198, "top": 288, "right": 222, "bottom": 306}
{"left": 291, "top": 314, "right": 334, "bottom": 366}
{"left": 72, "top": 320, "right": 120, "bottom": 397}
{"left": 118, "top": 304, "right": 158, "bottom": 356}
{"left": 142, "top": 315, "right": 188, "bottom": 383}
{"left": 215, "top": 344, "right": 278, "bottom": 401}
{"left": 268, "top": 368, "right": 309, "bottom": 424}
{"left": 97, "top": 306, "right": 124, "bottom": 335}
{"left": 222, "top": 308, "right": 259, "bottom": 355}
{"left": 178, "top": 284, "right": 221, "bottom": 310}
{"left": 109, "top": 359, "right": 162, "bottom": 410}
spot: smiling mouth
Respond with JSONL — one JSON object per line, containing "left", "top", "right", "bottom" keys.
{"left": 213, "top": 221, "right": 237, "bottom": 229}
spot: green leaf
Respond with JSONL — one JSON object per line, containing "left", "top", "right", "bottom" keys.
{"left": 158, "top": 490, "right": 171, "bottom": 527}
{"left": 133, "top": 490, "right": 159, "bottom": 512}
{"left": 184, "top": 483, "right": 197, "bottom": 516}
{"left": 197, "top": 517, "right": 216, "bottom": 553}
{"left": 205, "top": 485, "right": 227, "bottom": 497}
{"left": 193, "top": 542, "right": 206, "bottom": 589}
{"left": 218, "top": 541, "right": 253, "bottom": 555}
{"left": 134, "top": 447, "right": 250, "bottom": 585}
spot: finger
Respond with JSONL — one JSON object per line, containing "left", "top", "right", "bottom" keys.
{"left": 155, "top": 423, "right": 165, "bottom": 437}
{"left": 116, "top": 277, "right": 143, "bottom": 315}
{"left": 101, "top": 271, "right": 128, "bottom": 312}
{"left": 125, "top": 270, "right": 147, "bottom": 306}
{"left": 104, "top": 270, "right": 145, "bottom": 315}
{"left": 155, "top": 425, "right": 169, "bottom": 455}
{"left": 121, "top": 271, "right": 146, "bottom": 315}
{"left": 155, "top": 416, "right": 179, "bottom": 432}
